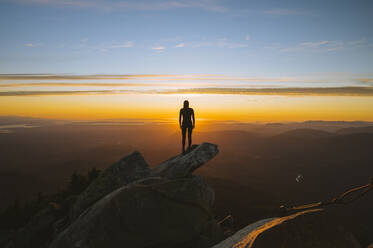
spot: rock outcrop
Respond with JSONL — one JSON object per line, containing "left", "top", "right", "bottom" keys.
{"left": 48, "top": 143, "right": 221, "bottom": 248}
{"left": 49, "top": 176, "right": 221, "bottom": 248}
{"left": 70, "top": 151, "right": 151, "bottom": 220}
{"left": 213, "top": 208, "right": 362, "bottom": 248}
{"left": 152, "top": 143, "right": 218, "bottom": 179}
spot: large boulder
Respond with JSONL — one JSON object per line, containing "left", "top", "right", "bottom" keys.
{"left": 152, "top": 143, "right": 218, "bottom": 179}
{"left": 49, "top": 175, "right": 222, "bottom": 248}
{"left": 213, "top": 209, "right": 362, "bottom": 248}
{"left": 70, "top": 151, "right": 151, "bottom": 220}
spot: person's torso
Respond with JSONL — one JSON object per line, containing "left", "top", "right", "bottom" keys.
{"left": 181, "top": 108, "right": 193, "bottom": 125}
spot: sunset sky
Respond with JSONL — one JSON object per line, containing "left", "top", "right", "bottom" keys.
{"left": 1, "top": 0, "right": 372, "bottom": 122}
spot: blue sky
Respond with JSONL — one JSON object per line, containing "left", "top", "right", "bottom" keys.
{"left": 0, "top": 0, "right": 372, "bottom": 76}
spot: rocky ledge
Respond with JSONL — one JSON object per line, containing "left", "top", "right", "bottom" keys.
{"left": 49, "top": 142, "right": 220, "bottom": 248}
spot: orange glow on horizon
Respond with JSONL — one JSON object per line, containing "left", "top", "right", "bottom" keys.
{"left": 1, "top": 93, "right": 373, "bottom": 122}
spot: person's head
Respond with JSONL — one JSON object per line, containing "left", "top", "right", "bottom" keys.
{"left": 183, "top": 100, "right": 189, "bottom": 108}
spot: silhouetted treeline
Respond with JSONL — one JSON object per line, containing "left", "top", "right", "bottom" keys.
{"left": 0, "top": 168, "right": 101, "bottom": 230}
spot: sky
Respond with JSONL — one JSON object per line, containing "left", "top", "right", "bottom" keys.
{"left": 0, "top": 0, "right": 373, "bottom": 122}
{"left": 1, "top": 74, "right": 373, "bottom": 122}
{"left": 0, "top": 0, "right": 372, "bottom": 75}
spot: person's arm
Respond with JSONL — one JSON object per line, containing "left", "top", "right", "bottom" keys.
{"left": 179, "top": 109, "right": 182, "bottom": 128}
{"left": 192, "top": 109, "right": 195, "bottom": 128}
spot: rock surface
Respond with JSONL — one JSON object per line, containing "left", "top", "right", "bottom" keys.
{"left": 70, "top": 151, "right": 151, "bottom": 220}
{"left": 211, "top": 218, "right": 275, "bottom": 248}
{"left": 152, "top": 143, "right": 218, "bottom": 179}
{"left": 49, "top": 176, "right": 221, "bottom": 248}
{"left": 48, "top": 143, "right": 221, "bottom": 248}
{"left": 6, "top": 206, "right": 59, "bottom": 248}
{"left": 0, "top": 230, "right": 15, "bottom": 248}
{"left": 213, "top": 208, "right": 362, "bottom": 248}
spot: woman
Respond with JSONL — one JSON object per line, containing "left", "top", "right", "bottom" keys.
{"left": 179, "top": 100, "right": 195, "bottom": 154}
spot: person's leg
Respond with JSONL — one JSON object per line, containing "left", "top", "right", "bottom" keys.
{"left": 181, "top": 126, "right": 186, "bottom": 153}
{"left": 187, "top": 126, "right": 192, "bottom": 149}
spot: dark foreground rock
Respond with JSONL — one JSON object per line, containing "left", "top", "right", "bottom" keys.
{"left": 0, "top": 230, "right": 16, "bottom": 248}
{"left": 47, "top": 143, "right": 220, "bottom": 248}
{"left": 49, "top": 176, "right": 222, "bottom": 248}
{"left": 6, "top": 143, "right": 220, "bottom": 248}
{"left": 152, "top": 142, "right": 218, "bottom": 179}
{"left": 213, "top": 209, "right": 362, "bottom": 248}
{"left": 5, "top": 206, "right": 60, "bottom": 248}
{"left": 70, "top": 151, "right": 151, "bottom": 220}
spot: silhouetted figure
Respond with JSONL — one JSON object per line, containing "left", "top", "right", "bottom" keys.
{"left": 179, "top": 100, "right": 195, "bottom": 154}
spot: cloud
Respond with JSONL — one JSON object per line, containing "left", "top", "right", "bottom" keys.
{"left": 347, "top": 38, "right": 370, "bottom": 49}
{"left": 0, "top": 74, "right": 208, "bottom": 81}
{"left": 175, "top": 43, "right": 185, "bottom": 48}
{"left": 348, "top": 38, "right": 366, "bottom": 46}
{"left": 0, "top": 74, "right": 353, "bottom": 83}
{"left": 151, "top": 45, "right": 165, "bottom": 52}
{"left": 13, "top": 0, "right": 228, "bottom": 12}
{"left": 2, "top": 74, "right": 373, "bottom": 97}
{"left": 81, "top": 41, "right": 135, "bottom": 52}
{"left": 280, "top": 40, "right": 344, "bottom": 52}
{"left": 4, "top": 73, "right": 373, "bottom": 92}
{"left": 2, "top": 87, "right": 373, "bottom": 97}
{"left": 110, "top": 41, "right": 135, "bottom": 48}
{"left": 159, "top": 87, "right": 373, "bottom": 96}
{"left": 245, "top": 34, "right": 251, "bottom": 41}
{"left": 263, "top": 8, "right": 305, "bottom": 15}
{"left": 300, "top": 40, "right": 329, "bottom": 48}
{"left": 0, "top": 82, "right": 155, "bottom": 87}
{"left": 0, "top": 90, "right": 136, "bottom": 96}
{"left": 24, "top": 42, "right": 43, "bottom": 48}
{"left": 280, "top": 38, "right": 370, "bottom": 53}
{"left": 359, "top": 78, "right": 373, "bottom": 85}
